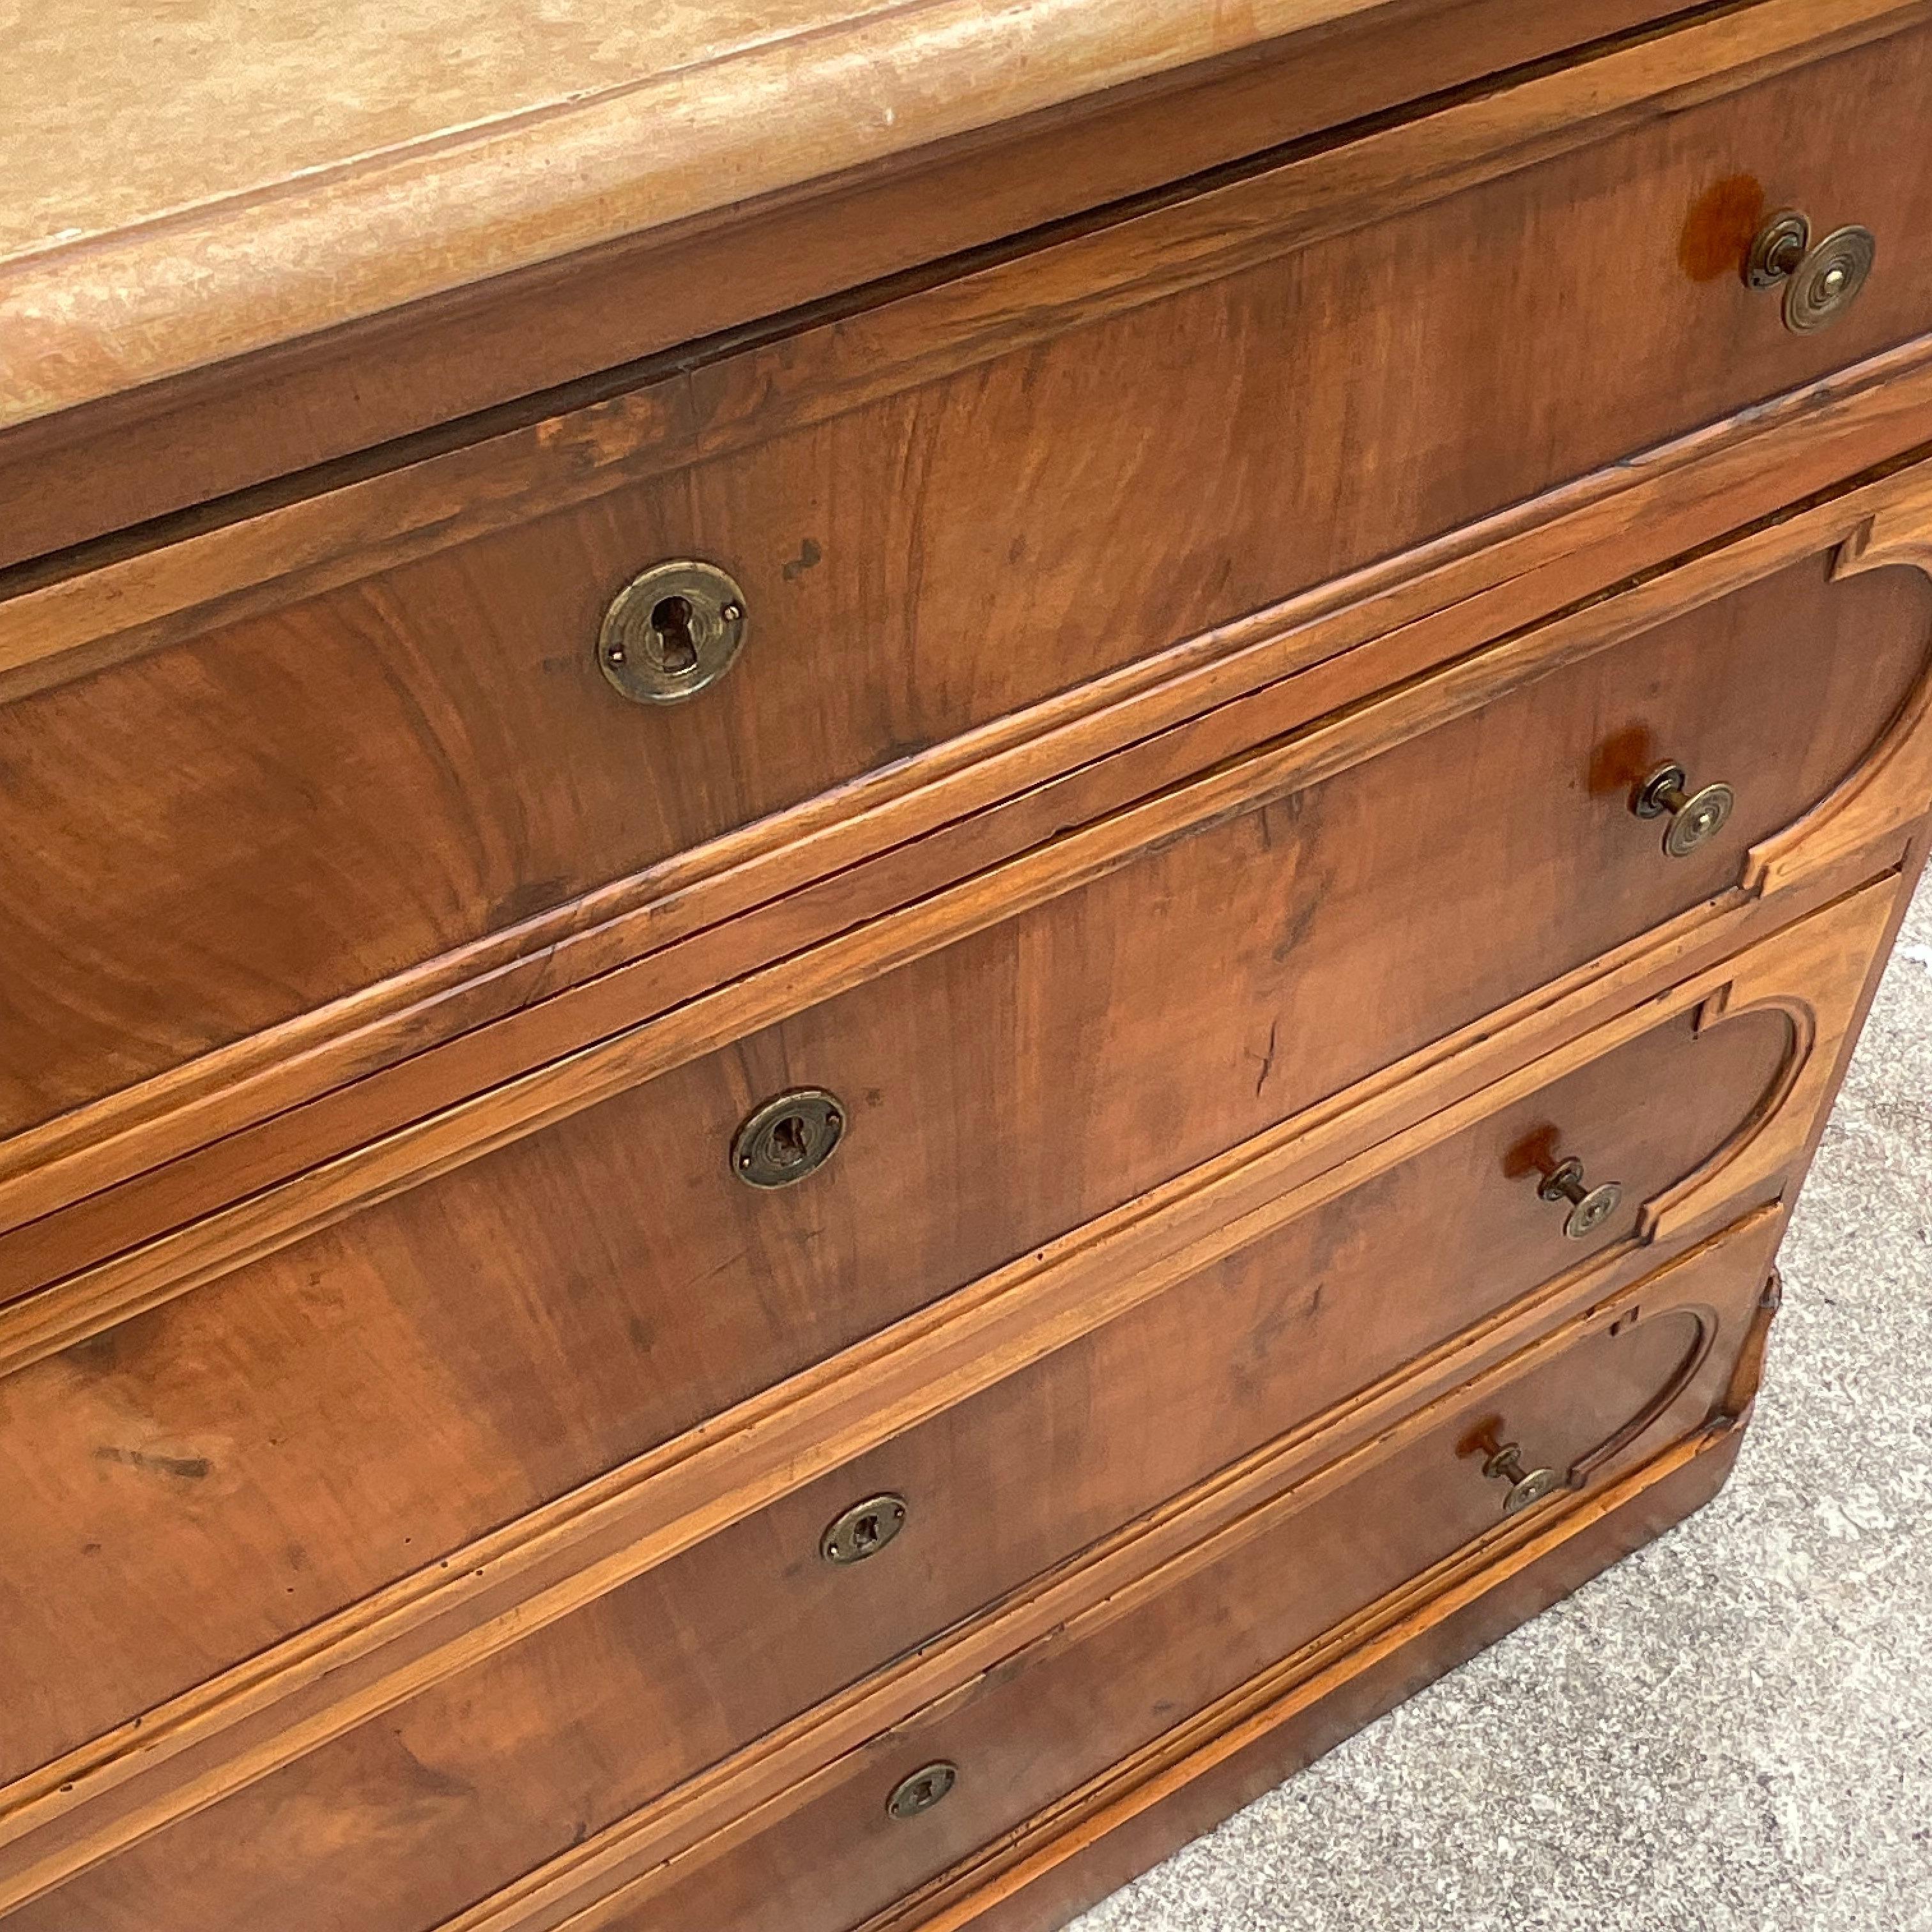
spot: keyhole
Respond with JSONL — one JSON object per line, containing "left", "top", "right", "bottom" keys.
{"left": 910, "top": 1777, "right": 937, "bottom": 1807}
{"left": 851, "top": 1512, "right": 881, "bottom": 1554}
{"left": 768, "top": 1112, "right": 810, "bottom": 1168}
{"left": 649, "top": 595, "right": 700, "bottom": 673}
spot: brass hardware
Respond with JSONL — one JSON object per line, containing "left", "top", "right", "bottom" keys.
{"left": 886, "top": 1762, "right": 958, "bottom": 1820}
{"left": 1538, "top": 1156, "right": 1623, "bottom": 1241}
{"left": 1632, "top": 762, "right": 1735, "bottom": 859}
{"left": 1744, "top": 209, "right": 1811, "bottom": 289}
{"left": 599, "top": 559, "right": 747, "bottom": 703}
{"left": 1481, "top": 1441, "right": 1564, "bottom": 1517}
{"left": 732, "top": 1089, "right": 845, "bottom": 1188}
{"left": 1744, "top": 210, "right": 1875, "bottom": 332}
{"left": 820, "top": 1493, "right": 907, "bottom": 1566}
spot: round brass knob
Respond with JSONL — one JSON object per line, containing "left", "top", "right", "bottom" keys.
{"left": 886, "top": 1761, "right": 958, "bottom": 1820}
{"left": 599, "top": 558, "right": 747, "bottom": 703}
{"left": 1743, "top": 210, "right": 1875, "bottom": 334}
{"left": 1482, "top": 1441, "right": 1563, "bottom": 1517}
{"left": 820, "top": 1493, "right": 907, "bottom": 1566}
{"left": 1632, "top": 762, "right": 1734, "bottom": 859}
{"left": 731, "top": 1089, "right": 845, "bottom": 1188}
{"left": 1538, "top": 1156, "right": 1623, "bottom": 1241}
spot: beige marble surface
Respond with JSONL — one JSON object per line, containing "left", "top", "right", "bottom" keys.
{"left": 0, "top": 0, "right": 905, "bottom": 261}
{"left": 0, "top": 0, "right": 1383, "bottom": 431}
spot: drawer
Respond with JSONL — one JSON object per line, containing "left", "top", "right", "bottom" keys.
{"left": 1, "top": 558, "right": 1916, "bottom": 1782}
{"left": 8, "top": 12, "right": 1932, "bottom": 1137}
{"left": 18, "top": 1209, "right": 1784, "bottom": 1932}
{"left": 601, "top": 1217, "right": 1786, "bottom": 1932}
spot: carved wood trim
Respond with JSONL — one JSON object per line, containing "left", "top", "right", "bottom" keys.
{"left": 0, "top": 878, "right": 1892, "bottom": 1913}
{"left": 1741, "top": 471, "right": 1932, "bottom": 898}
{"left": 427, "top": 1213, "right": 1781, "bottom": 1932}
{"left": 851, "top": 1421, "right": 1751, "bottom": 1932}
{"left": 1637, "top": 873, "right": 1899, "bottom": 1241}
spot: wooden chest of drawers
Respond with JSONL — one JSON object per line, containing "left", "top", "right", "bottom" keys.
{"left": 4, "top": 4, "right": 1931, "bottom": 1927}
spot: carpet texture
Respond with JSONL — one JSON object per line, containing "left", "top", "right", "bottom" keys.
{"left": 1074, "top": 871, "right": 1932, "bottom": 1932}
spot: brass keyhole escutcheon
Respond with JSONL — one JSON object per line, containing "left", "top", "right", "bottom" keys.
{"left": 1632, "top": 762, "right": 1735, "bottom": 860}
{"left": 1744, "top": 209, "right": 1876, "bottom": 333}
{"left": 886, "top": 1761, "right": 958, "bottom": 1820}
{"left": 599, "top": 559, "right": 747, "bottom": 703}
{"left": 1481, "top": 1441, "right": 1564, "bottom": 1517}
{"left": 731, "top": 1089, "right": 845, "bottom": 1188}
{"left": 1537, "top": 1155, "right": 1624, "bottom": 1241}
{"left": 820, "top": 1493, "right": 908, "bottom": 1565}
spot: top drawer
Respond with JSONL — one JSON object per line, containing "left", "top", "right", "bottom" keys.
{"left": 6, "top": 7, "right": 1932, "bottom": 1140}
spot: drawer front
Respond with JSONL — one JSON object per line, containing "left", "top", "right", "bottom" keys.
{"left": 8, "top": 17, "right": 1932, "bottom": 1134}
{"left": 1, "top": 555, "right": 1915, "bottom": 1779}
{"left": 22, "top": 1213, "right": 1782, "bottom": 1932}
{"left": 610, "top": 1219, "right": 1782, "bottom": 1932}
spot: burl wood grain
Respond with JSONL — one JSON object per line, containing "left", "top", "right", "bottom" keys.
{"left": 0, "top": 547, "right": 1914, "bottom": 1783}
{"left": 7, "top": 16, "right": 1932, "bottom": 1136}
{"left": 8, "top": 1218, "right": 1774, "bottom": 1932}
{"left": 0, "top": 988, "right": 1782, "bottom": 1800}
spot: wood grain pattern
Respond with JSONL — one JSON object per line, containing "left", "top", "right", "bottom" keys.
{"left": 4, "top": 521, "right": 1924, "bottom": 1370}
{"left": 10, "top": 8, "right": 1931, "bottom": 1932}
{"left": 0, "top": 874, "right": 1899, "bottom": 1917}
{"left": 0, "top": 993, "right": 1788, "bottom": 1783}
{"left": 4, "top": 1213, "right": 1781, "bottom": 1932}
{"left": 468, "top": 1217, "right": 1780, "bottom": 1932}
{"left": 10, "top": 0, "right": 1642, "bottom": 434}
{"left": 10, "top": 0, "right": 1928, "bottom": 684}
{"left": 0, "top": 0, "right": 1702, "bottom": 569}
{"left": 11, "top": 348, "right": 1932, "bottom": 1269}
{"left": 862, "top": 1419, "right": 1754, "bottom": 1932}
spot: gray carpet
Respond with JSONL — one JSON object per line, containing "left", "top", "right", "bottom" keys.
{"left": 1075, "top": 873, "right": 1932, "bottom": 1932}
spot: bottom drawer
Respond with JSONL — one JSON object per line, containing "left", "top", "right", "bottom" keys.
{"left": 636, "top": 1209, "right": 1782, "bottom": 1932}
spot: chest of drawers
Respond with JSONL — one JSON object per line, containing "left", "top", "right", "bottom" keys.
{"left": 4, "top": 4, "right": 1931, "bottom": 1928}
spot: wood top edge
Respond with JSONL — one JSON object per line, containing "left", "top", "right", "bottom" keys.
{"left": 0, "top": 0, "right": 1395, "bottom": 434}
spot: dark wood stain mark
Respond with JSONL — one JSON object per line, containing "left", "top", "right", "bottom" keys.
{"left": 1679, "top": 174, "right": 1765, "bottom": 284}
{"left": 95, "top": 1446, "right": 212, "bottom": 1481}
{"left": 1588, "top": 723, "right": 1659, "bottom": 799}
{"left": 1501, "top": 1123, "right": 1562, "bottom": 1183}
{"left": 781, "top": 535, "right": 823, "bottom": 581}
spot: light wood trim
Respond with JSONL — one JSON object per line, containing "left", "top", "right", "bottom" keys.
{"left": 9, "top": 334, "right": 1932, "bottom": 1244}
{"left": 1742, "top": 475, "right": 1932, "bottom": 896}
{"left": 866, "top": 1419, "right": 1752, "bottom": 1932}
{"left": 4, "top": 0, "right": 1927, "bottom": 694}
{"left": 0, "top": 876, "right": 1892, "bottom": 1912}
{"left": 438, "top": 1220, "right": 1779, "bottom": 1932}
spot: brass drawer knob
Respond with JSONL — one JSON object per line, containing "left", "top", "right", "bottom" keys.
{"left": 1744, "top": 210, "right": 1876, "bottom": 333}
{"left": 599, "top": 558, "right": 747, "bottom": 703}
{"left": 1538, "top": 1156, "right": 1623, "bottom": 1240}
{"left": 1632, "top": 762, "right": 1734, "bottom": 859}
{"left": 1482, "top": 1441, "right": 1563, "bottom": 1517}
{"left": 886, "top": 1762, "right": 958, "bottom": 1820}
{"left": 732, "top": 1089, "right": 845, "bottom": 1188}
{"left": 820, "top": 1493, "right": 907, "bottom": 1565}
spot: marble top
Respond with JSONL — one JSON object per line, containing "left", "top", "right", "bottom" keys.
{"left": 0, "top": 0, "right": 1380, "bottom": 430}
